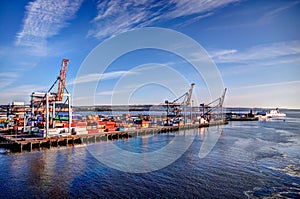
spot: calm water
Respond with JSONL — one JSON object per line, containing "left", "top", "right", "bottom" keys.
{"left": 1, "top": 110, "right": 300, "bottom": 198}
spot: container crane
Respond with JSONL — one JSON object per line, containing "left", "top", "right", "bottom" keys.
{"left": 184, "top": 83, "right": 195, "bottom": 106}
{"left": 204, "top": 88, "right": 227, "bottom": 109}
{"left": 165, "top": 83, "right": 195, "bottom": 107}
{"left": 32, "top": 59, "right": 70, "bottom": 106}
{"left": 219, "top": 88, "right": 227, "bottom": 108}
{"left": 30, "top": 58, "right": 72, "bottom": 137}
{"left": 56, "top": 58, "right": 70, "bottom": 101}
{"left": 164, "top": 83, "right": 195, "bottom": 125}
{"left": 200, "top": 88, "right": 227, "bottom": 120}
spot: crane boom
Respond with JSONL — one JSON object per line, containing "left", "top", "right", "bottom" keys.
{"left": 171, "top": 92, "right": 187, "bottom": 104}
{"left": 185, "top": 83, "right": 195, "bottom": 106}
{"left": 219, "top": 88, "right": 227, "bottom": 107}
{"left": 56, "top": 59, "right": 70, "bottom": 101}
{"left": 169, "top": 83, "right": 195, "bottom": 106}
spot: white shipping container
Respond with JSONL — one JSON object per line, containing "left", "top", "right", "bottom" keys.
{"left": 12, "top": 102, "right": 24, "bottom": 106}
{"left": 76, "top": 130, "right": 88, "bottom": 135}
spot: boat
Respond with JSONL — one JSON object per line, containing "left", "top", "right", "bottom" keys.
{"left": 226, "top": 110, "right": 259, "bottom": 121}
{"left": 266, "top": 108, "right": 286, "bottom": 118}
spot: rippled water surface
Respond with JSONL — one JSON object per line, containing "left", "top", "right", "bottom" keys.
{"left": 0, "top": 110, "right": 300, "bottom": 198}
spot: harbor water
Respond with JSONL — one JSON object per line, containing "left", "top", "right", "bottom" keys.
{"left": 0, "top": 110, "right": 300, "bottom": 198}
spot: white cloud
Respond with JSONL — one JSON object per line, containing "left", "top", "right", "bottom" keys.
{"left": 0, "top": 72, "right": 18, "bottom": 78}
{"left": 16, "top": 0, "right": 83, "bottom": 54}
{"left": 232, "top": 80, "right": 300, "bottom": 90}
{"left": 68, "top": 70, "right": 136, "bottom": 85}
{"left": 0, "top": 80, "right": 14, "bottom": 90}
{"left": 210, "top": 49, "right": 237, "bottom": 58}
{"left": 0, "top": 45, "right": 42, "bottom": 89}
{"left": 211, "top": 41, "right": 300, "bottom": 64}
{"left": 96, "top": 90, "right": 128, "bottom": 96}
{"left": 0, "top": 73, "right": 18, "bottom": 90}
{"left": 89, "top": 0, "right": 239, "bottom": 39}
{"left": 176, "top": 12, "right": 215, "bottom": 28}
{"left": 165, "top": 0, "right": 239, "bottom": 19}
{"left": 227, "top": 80, "right": 300, "bottom": 108}
{"left": 259, "top": 1, "right": 300, "bottom": 24}
{"left": 89, "top": 0, "right": 163, "bottom": 39}
{"left": 0, "top": 84, "right": 48, "bottom": 104}
{"left": 209, "top": 42, "right": 300, "bottom": 109}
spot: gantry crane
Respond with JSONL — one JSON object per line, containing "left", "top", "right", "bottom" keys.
{"left": 200, "top": 88, "right": 227, "bottom": 120}
{"left": 165, "top": 83, "right": 195, "bottom": 107}
{"left": 56, "top": 58, "right": 69, "bottom": 101}
{"left": 32, "top": 59, "right": 70, "bottom": 105}
{"left": 30, "top": 58, "right": 71, "bottom": 136}
{"left": 204, "top": 88, "right": 227, "bottom": 109}
{"left": 164, "top": 83, "right": 195, "bottom": 125}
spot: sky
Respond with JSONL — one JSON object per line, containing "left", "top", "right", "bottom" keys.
{"left": 0, "top": 0, "right": 299, "bottom": 109}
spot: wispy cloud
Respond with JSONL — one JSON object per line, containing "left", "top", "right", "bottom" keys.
{"left": 227, "top": 80, "right": 300, "bottom": 108}
{"left": 0, "top": 45, "right": 42, "bottom": 89}
{"left": 0, "top": 72, "right": 18, "bottom": 78}
{"left": 0, "top": 84, "right": 48, "bottom": 104}
{"left": 165, "top": 0, "right": 239, "bottom": 19}
{"left": 96, "top": 90, "right": 128, "bottom": 96}
{"left": 210, "top": 40, "right": 300, "bottom": 64}
{"left": 0, "top": 72, "right": 18, "bottom": 89}
{"left": 176, "top": 12, "right": 214, "bottom": 28}
{"left": 205, "top": 1, "right": 300, "bottom": 31}
{"left": 68, "top": 70, "right": 136, "bottom": 85}
{"left": 89, "top": 0, "right": 239, "bottom": 39}
{"left": 0, "top": 79, "right": 15, "bottom": 90}
{"left": 210, "top": 49, "right": 237, "bottom": 58}
{"left": 16, "top": 0, "right": 83, "bottom": 55}
{"left": 259, "top": 1, "right": 300, "bottom": 24}
{"left": 88, "top": 0, "right": 164, "bottom": 39}
{"left": 232, "top": 80, "right": 300, "bottom": 90}
{"left": 208, "top": 41, "right": 300, "bottom": 84}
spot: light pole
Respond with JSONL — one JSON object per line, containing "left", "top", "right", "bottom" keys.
{"left": 165, "top": 100, "right": 169, "bottom": 126}
{"left": 200, "top": 103, "right": 205, "bottom": 115}
{"left": 190, "top": 100, "right": 194, "bottom": 124}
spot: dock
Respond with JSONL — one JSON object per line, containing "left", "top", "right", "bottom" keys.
{"left": 0, "top": 121, "right": 227, "bottom": 153}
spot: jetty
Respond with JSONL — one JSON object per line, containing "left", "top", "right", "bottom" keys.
{"left": 0, "top": 121, "right": 227, "bottom": 153}
{"left": 0, "top": 59, "right": 230, "bottom": 153}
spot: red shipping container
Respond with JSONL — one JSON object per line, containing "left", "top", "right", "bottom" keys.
{"left": 106, "top": 124, "right": 114, "bottom": 129}
{"left": 88, "top": 129, "right": 99, "bottom": 134}
{"left": 72, "top": 120, "right": 78, "bottom": 124}
{"left": 98, "top": 121, "right": 106, "bottom": 125}
{"left": 78, "top": 122, "right": 87, "bottom": 126}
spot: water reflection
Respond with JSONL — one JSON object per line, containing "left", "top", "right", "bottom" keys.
{"left": 0, "top": 111, "right": 299, "bottom": 198}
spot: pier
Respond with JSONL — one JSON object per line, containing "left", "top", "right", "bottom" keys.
{"left": 0, "top": 65, "right": 229, "bottom": 153}
{"left": 0, "top": 121, "right": 227, "bottom": 153}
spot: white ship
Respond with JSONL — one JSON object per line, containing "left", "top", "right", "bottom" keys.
{"left": 266, "top": 108, "right": 286, "bottom": 118}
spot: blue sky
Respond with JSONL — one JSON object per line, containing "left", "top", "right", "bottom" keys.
{"left": 0, "top": 0, "right": 299, "bottom": 108}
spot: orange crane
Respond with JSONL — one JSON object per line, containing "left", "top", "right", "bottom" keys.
{"left": 31, "top": 58, "right": 70, "bottom": 111}
{"left": 56, "top": 58, "right": 70, "bottom": 101}
{"left": 30, "top": 58, "right": 72, "bottom": 135}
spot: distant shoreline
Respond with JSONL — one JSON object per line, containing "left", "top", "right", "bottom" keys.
{"left": 1, "top": 104, "right": 299, "bottom": 113}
